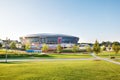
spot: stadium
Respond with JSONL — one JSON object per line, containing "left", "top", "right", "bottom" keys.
{"left": 20, "top": 33, "right": 79, "bottom": 49}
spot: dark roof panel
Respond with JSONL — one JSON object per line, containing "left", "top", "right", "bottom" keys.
{"left": 23, "top": 33, "right": 79, "bottom": 38}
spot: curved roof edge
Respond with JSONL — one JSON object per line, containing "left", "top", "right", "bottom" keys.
{"left": 21, "top": 33, "right": 79, "bottom": 38}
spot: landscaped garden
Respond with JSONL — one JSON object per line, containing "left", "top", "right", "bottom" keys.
{"left": 0, "top": 49, "right": 92, "bottom": 59}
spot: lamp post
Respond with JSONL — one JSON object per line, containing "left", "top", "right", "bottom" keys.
{"left": 5, "top": 37, "right": 8, "bottom": 63}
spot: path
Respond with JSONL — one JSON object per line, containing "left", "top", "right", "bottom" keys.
{"left": 0, "top": 58, "right": 94, "bottom": 62}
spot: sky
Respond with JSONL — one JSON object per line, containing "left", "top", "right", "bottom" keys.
{"left": 0, "top": 0, "right": 120, "bottom": 43}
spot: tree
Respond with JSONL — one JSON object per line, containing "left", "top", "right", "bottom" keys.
{"left": 56, "top": 44, "right": 62, "bottom": 53}
{"left": 108, "top": 45, "right": 111, "bottom": 51}
{"left": 72, "top": 44, "right": 79, "bottom": 53}
{"left": 0, "top": 43, "right": 2, "bottom": 48}
{"left": 93, "top": 40, "right": 100, "bottom": 54}
{"left": 100, "top": 41, "right": 112, "bottom": 47}
{"left": 10, "top": 42, "right": 16, "bottom": 49}
{"left": 101, "top": 45, "right": 106, "bottom": 51}
{"left": 86, "top": 45, "right": 92, "bottom": 53}
{"left": 25, "top": 43, "right": 30, "bottom": 50}
{"left": 112, "top": 42, "right": 120, "bottom": 54}
{"left": 42, "top": 44, "right": 49, "bottom": 53}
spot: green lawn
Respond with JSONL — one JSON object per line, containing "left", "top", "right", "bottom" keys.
{"left": 0, "top": 60, "right": 120, "bottom": 80}
{"left": 114, "top": 59, "right": 120, "bottom": 62}
{"left": 44, "top": 53, "right": 92, "bottom": 58}
{"left": 98, "top": 51, "right": 120, "bottom": 58}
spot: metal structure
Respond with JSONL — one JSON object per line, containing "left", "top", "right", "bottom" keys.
{"left": 20, "top": 33, "right": 79, "bottom": 49}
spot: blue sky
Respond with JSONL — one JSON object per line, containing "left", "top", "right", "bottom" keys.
{"left": 0, "top": 0, "right": 120, "bottom": 43}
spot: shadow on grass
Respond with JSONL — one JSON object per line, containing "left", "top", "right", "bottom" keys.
{"left": 0, "top": 54, "right": 55, "bottom": 59}
{"left": 0, "top": 61, "right": 26, "bottom": 64}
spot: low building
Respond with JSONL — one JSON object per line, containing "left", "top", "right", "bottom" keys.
{"left": 79, "top": 43, "right": 93, "bottom": 50}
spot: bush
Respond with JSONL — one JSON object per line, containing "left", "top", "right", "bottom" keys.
{"left": 42, "top": 44, "right": 49, "bottom": 53}
{"left": 56, "top": 44, "right": 62, "bottom": 53}
{"left": 72, "top": 44, "right": 79, "bottom": 53}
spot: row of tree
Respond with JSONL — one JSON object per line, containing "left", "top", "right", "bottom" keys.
{"left": 0, "top": 40, "right": 120, "bottom": 54}
{"left": 0, "top": 41, "right": 17, "bottom": 49}
{"left": 0, "top": 41, "right": 80, "bottom": 53}
{"left": 41, "top": 44, "right": 79, "bottom": 53}
{"left": 39, "top": 40, "right": 120, "bottom": 54}
{"left": 86, "top": 40, "right": 120, "bottom": 54}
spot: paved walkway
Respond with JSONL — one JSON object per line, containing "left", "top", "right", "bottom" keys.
{"left": 0, "top": 58, "right": 94, "bottom": 62}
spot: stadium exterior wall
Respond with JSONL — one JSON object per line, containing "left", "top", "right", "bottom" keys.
{"left": 20, "top": 33, "right": 79, "bottom": 49}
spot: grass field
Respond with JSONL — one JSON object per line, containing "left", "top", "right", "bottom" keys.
{"left": 42, "top": 53, "right": 92, "bottom": 58}
{"left": 0, "top": 60, "right": 120, "bottom": 80}
{"left": 98, "top": 51, "right": 120, "bottom": 58}
{"left": 114, "top": 59, "right": 120, "bottom": 62}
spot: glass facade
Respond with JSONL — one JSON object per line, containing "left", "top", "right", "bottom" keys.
{"left": 25, "top": 37, "right": 78, "bottom": 44}
{"left": 46, "top": 37, "right": 58, "bottom": 44}
{"left": 20, "top": 34, "right": 79, "bottom": 49}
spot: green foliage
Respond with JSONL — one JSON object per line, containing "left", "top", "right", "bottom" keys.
{"left": 93, "top": 40, "right": 100, "bottom": 54}
{"left": 108, "top": 45, "right": 111, "bottom": 51}
{"left": 86, "top": 45, "right": 92, "bottom": 53}
{"left": 56, "top": 44, "right": 62, "bottom": 53}
{"left": 42, "top": 44, "right": 49, "bottom": 53}
{"left": 100, "top": 41, "right": 112, "bottom": 47}
{"left": 72, "top": 44, "right": 79, "bottom": 53}
{"left": 0, "top": 61, "right": 120, "bottom": 80}
{"left": 101, "top": 45, "right": 106, "bottom": 51}
{"left": 112, "top": 42, "right": 120, "bottom": 54}
{"left": 21, "top": 44, "right": 26, "bottom": 50}
{"left": 10, "top": 42, "right": 16, "bottom": 49}
{"left": 0, "top": 43, "right": 2, "bottom": 48}
{"left": 25, "top": 43, "right": 30, "bottom": 50}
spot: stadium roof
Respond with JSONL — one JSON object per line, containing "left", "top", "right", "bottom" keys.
{"left": 22, "top": 33, "right": 79, "bottom": 38}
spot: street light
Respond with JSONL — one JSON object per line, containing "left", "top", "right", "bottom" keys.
{"left": 5, "top": 37, "right": 8, "bottom": 63}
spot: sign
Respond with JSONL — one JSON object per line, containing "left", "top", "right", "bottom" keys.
{"left": 58, "top": 37, "right": 62, "bottom": 44}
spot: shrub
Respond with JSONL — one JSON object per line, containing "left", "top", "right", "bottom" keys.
{"left": 56, "top": 44, "right": 62, "bottom": 53}
{"left": 42, "top": 44, "right": 49, "bottom": 53}
{"left": 72, "top": 44, "right": 79, "bottom": 53}
{"left": 86, "top": 45, "right": 93, "bottom": 53}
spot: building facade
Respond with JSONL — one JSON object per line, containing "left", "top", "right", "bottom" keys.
{"left": 20, "top": 33, "right": 79, "bottom": 49}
